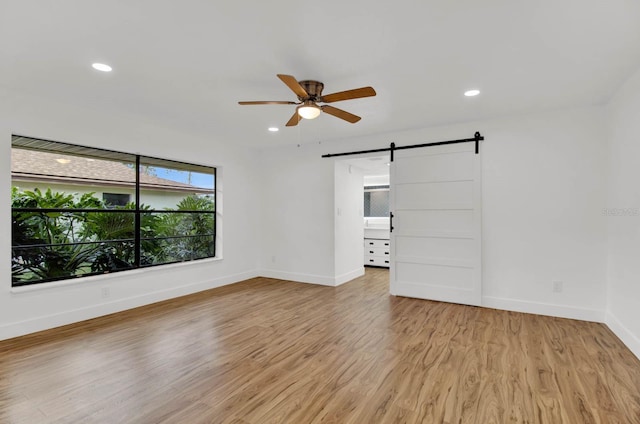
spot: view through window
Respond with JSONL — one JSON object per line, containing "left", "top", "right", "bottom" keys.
{"left": 10, "top": 135, "right": 216, "bottom": 287}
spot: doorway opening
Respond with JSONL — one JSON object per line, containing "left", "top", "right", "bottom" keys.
{"left": 334, "top": 154, "right": 391, "bottom": 288}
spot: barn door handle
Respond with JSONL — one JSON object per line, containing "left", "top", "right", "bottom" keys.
{"left": 390, "top": 212, "right": 394, "bottom": 233}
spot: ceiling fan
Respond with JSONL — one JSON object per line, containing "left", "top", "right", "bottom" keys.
{"left": 239, "top": 74, "right": 376, "bottom": 127}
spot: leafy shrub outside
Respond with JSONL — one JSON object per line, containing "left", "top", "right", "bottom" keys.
{"left": 11, "top": 187, "right": 214, "bottom": 285}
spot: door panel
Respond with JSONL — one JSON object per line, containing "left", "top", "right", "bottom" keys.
{"left": 394, "top": 181, "right": 473, "bottom": 210}
{"left": 395, "top": 151, "right": 474, "bottom": 183}
{"left": 397, "top": 263, "right": 474, "bottom": 290}
{"left": 390, "top": 143, "right": 481, "bottom": 306}
{"left": 395, "top": 237, "right": 475, "bottom": 262}
{"left": 395, "top": 210, "right": 474, "bottom": 233}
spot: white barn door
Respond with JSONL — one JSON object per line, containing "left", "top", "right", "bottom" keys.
{"left": 389, "top": 142, "right": 481, "bottom": 306}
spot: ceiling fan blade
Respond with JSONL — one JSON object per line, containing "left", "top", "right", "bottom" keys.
{"left": 238, "top": 101, "right": 298, "bottom": 105}
{"left": 320, "top": 87, "right": 376, "bottom": 103}
{"left": 286, "top": 111, "right": 301, "bottom": 127}
{"left": 277, "top": 74, "right": 308, "bottom": 98}
{"left": 321, "top": 105, "right": 361, "bottom": 123}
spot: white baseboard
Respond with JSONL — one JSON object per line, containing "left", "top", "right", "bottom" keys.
{"left": 0, "top": 270, "right": 258, "bottom": 341}
{"left": 334, "top": 267, "right": 365, "bottom": 286}
{"left": 259, "top": 269, "right": 337, "bottom": 286}
{"left": 260, "top": 267, "right": 365, "bottom": 287}
{"left": 605, "top": 311, "right": 640, "bottom": 361}
{"left": 482, "top": 296, "right": 605, "bottom": 323}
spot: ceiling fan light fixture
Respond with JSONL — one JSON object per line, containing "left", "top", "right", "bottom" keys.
{"left": 297, "top": 101, "right": 321, "bottom": 120}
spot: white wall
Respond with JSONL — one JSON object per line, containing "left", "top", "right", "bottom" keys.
{"left": 605, "top": 65, "right": 640, "bottom": 359}
{"left": 1, "top": 90, "right": 261, "bottom": 340}
{"left": 258, "top": 147, "right": 337, "bottom": 285}
{"left": 480, "top": 108, "right": 608, "bottom": 321}
{"left": 334, "top": 161, "right": 364, "bottom": 284}
{"left": 259, "top": 106, "right": 608, "bottom": 321}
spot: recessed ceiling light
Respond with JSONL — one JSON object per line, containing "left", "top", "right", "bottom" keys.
{"left": 92, "top": 63, "right": 112, "bottom": 72}
{"left": 268, "top": 127, "right": 279, "bottom": 132}
{"left": 464, "top": 89, "right": 480, "bottom": 97}
{"left": 56, "top": 158, "right": 71, "bottom": 164}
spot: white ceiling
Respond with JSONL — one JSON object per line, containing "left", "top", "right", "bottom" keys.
{"left": 2, "top": 0, "right": 640, "bottom": 148}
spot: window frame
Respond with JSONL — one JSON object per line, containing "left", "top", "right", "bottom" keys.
{"left": 11, "top": 135, "right": 217, "bottom": 287}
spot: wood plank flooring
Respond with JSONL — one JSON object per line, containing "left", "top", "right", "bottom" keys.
{"left": 1, "top": 268, "right": 639, "bottom": 423}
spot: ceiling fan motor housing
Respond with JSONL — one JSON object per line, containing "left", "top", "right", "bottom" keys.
{"left": 299, "top": 80, "right": 324, "bottom": 100}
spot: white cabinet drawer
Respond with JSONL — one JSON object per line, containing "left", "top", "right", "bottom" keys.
{"left": 364, "top": 238, "right": 390, "bottom": 249}
{"left": 365, "top": 256, "right": 390, "bottom": 267}
{"left": 365, "top": 247, "right": 390, "bottom": 257}
{"left": 364, "top": 237, "right": 390, "bottom": 268}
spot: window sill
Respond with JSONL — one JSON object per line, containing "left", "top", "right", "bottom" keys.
{"left": 10, "top": 256, "right": 224, "bottom": 294}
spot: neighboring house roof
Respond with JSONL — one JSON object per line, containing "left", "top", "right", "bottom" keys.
{"left": 11, "top": 149, "right": 214, "bottom": 194}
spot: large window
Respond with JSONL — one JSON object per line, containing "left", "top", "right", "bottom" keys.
{"left": 11, "top": 135, "right": 216, "bottom": 287}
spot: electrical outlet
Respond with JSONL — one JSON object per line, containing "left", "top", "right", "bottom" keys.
{"left": 101, "top": 287, "right": 110, "bottom": 298}
{"left": 553, "top": 281, "right": 563, "bottom": 293}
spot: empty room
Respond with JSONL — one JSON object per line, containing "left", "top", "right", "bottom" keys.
{"left": 2, "top": 1, "right": 640, "bottom": 423}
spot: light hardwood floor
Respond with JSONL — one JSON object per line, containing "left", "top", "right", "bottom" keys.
{"left": 1, "top": 268, "right": 639, "bottom": 423}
